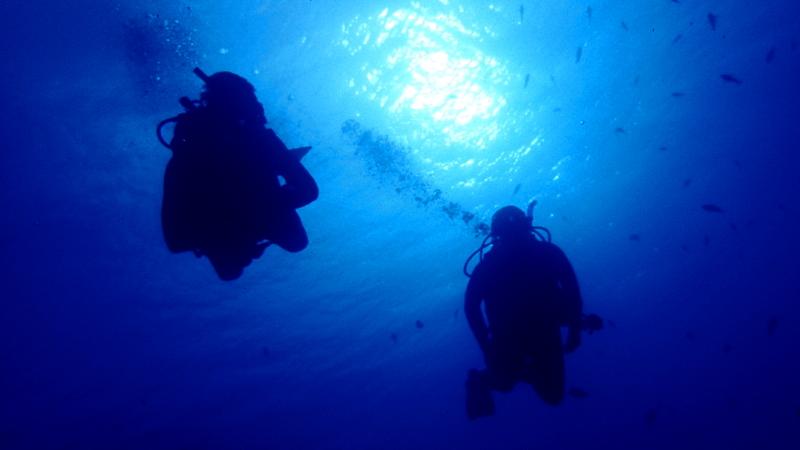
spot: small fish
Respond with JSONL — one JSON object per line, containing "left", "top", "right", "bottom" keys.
{"left": 453, "top": 308, "right": 459, "bottom": 318}
{"left": 721, "top": 74, "right": 743, "bottom": 85}
{"left": 708, "top": 13, "right": 718, "bottom": 31}
{"left": 704, "top": 235, "right": 711, "bottom": 247}
{"left": 568, "top": 387, "right": 590, "bottom": 398}
{"left": 702, "top": 204, "right": 724, "bottom": 213}
{"left": 519, "top": 4, "right": 524, "bottom": 23}
{"left": 524, "top": 73, "right": 530, "bottom": 88}
{"left": 644, "top": 408, "right": 657, "bottom": 426}
{"left": 722, "top": 343, "right": 732, "bottom": 353}
{"left": 685, "top": 331, "right": 695, "bottom": 341}
{"left": 575, "top": 46, "right": 583, "bottom": 63}
{"left": 606, "top": 319, "right": 616, "bottom": 328}
{"left": 621, "top": 21, "right": 629, "bottom": 31}
{"left": 792, "top": 39, "right": 798, "bottom": 52}
{"left": 629, "top": 234, "right": 640, "bottom": 242}
{"left": 390, "top": 333, "right": 398, "bottom": 343}
{"left": 765, "top": 46, "right": 776, "bottom": 63}
{"left": 582, "top": 314, "right": 604, "bottom": 333}
{"left": 513, "top": 183, "right": 522, "bottom": 195}
{"left": 729, "top": 222, "right": 738, "bottom": 232}
{"left": 795, "top": 407, "right": 800, "bottom": 417}
{"left": 586, "top": 6, "right": 592, "bottom": 20}
{"left": 680, "top": 244, "right": 689, "bottom": 252}
{"left": 633, "top": 75, "right": 640, "bottom": 86}
{"left": 671, "top": 92, "right": 685, "bottom": 98}
{"left": 671, "top": 0, "right": 681, "bottom": 3}
{"left": 415, "top": 319, "right": 424, "bottom": 329}
{"left": 550, "top": 74, "right": 557, "bottom": 85}
{"left": 614, "top": 127, "right": 626, "bottom": 135}
{"left": 682, "top": 178, "right": 692, "bottom": 188}
{"left": 552, "top": 107, "right": 562, "bottom": 112}
{"left": 261, "top": 346, "right": 271, "bottom": 357}
{"left": 658, "top": 145, "right": 667, "bottom": 151}
{"left": 672, "top": 34, "right": 683, "bottom": 45}
{"left": 767, "top": 317, "right": 779, "bottom": 336}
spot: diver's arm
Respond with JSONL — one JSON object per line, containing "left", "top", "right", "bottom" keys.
{"left": 266, "top": 129, "right": 319, "bottom": 209}
{"left": 161, "top": 158, "right": 187, "bottom": 252}
{"left": 554, "top": 245, "right": 583, "bottom": 352}
{"left": 465, "top": 274, "right": 490, "bottom": 354}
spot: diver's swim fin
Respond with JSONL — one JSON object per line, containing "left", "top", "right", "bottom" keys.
{"left": 289, "top": 146, "right": 312, "bottom": 161}
{"left": 466, "top": 369, "right": 495, "bottom": 420}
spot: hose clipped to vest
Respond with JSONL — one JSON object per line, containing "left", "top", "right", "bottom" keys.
{"left": 157, "top": 68, "right": 210, "bottom": 150}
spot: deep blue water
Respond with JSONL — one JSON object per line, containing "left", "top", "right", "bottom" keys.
{"left": 1, "top": 0, "right": 799, "bottom": 449}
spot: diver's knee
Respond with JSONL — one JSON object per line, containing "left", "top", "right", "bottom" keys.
{"left": 541, "top": 391, "right": 564, "bottom": 406}
{"left": 278, "top": 234, "right": 308, "bottom": 253}
{"left": 536, "top": 387, "right": 564, "bottom": 406}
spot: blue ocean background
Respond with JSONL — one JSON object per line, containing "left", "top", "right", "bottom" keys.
{"left": 1, "top": 0, "right": 799, "bottom": 448}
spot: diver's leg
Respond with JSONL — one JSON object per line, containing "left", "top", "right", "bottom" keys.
{"left": 265, "top": 209, "right": 309, "bottom": 253}
{"left": 485, "top": 338, "right": 523, "bottom": 393}
{"left": 208, "top": 255, "right": 245, "bottom": 281}
{"left": 203, "top": 239, "right": 253, "bottom": 281}
{"left": 466, "top": 369, "right": 495, "bottom": 419}
{"left": 525, "top": 329, "right": 566, "bottom": 405}
{"left": 161, "top": 158, "right": 198, "bottom": 253}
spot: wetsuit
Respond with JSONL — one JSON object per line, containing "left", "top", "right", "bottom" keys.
{"left": 465, "top": 235, "right": 582, "bottom": 405}
{"left": 161, "top": 107, "right": 318, "bottom": 280}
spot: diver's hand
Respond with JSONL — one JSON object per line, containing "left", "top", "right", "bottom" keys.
{"left": 564, "top": 327, "right": 581, "bottom": 353}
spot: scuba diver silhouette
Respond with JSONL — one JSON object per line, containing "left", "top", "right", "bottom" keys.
{"left": 158, "top": 68, "right": 318, "bottom": 280}
{"left": 463, "top": 201, "right": 602, "bottom": 419}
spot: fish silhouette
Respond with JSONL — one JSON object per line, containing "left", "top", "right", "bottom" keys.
{"left": 568, "top": 387, "right": 590, "bottom": 398}
{"left": 708, "top": 13, "right": 718, "bottom": 31}
{"left": 721, "top": 74, "right": 743, "bottom": 85}
{"left": 644, "top": 408, "right": 657, "bottom": 426}
{"left": 767, "top": 317, "right": 779, "bottom": 336}
{"left": 766, "top": 46, "right": 776, "bottom": 63}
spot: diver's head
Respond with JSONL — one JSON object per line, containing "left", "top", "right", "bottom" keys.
{"left": 200, "top": 71, "right": 266, "bottom": 125}
{"left": 490, "top": 205, "right": 531, "bottom": 241}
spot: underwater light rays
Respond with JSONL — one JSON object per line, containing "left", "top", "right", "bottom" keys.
{"left": 340, "top": 4, "right": 510, "bottom": 151}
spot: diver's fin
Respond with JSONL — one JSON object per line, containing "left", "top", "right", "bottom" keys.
{"left": 466, "top": 369, "right": 495, "bottom": 420}
{"left": 253, "top": 241, "right": 272, "bottom": 259}
{"left": 289, "top": 146, "right": 312, "bottom": 161}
